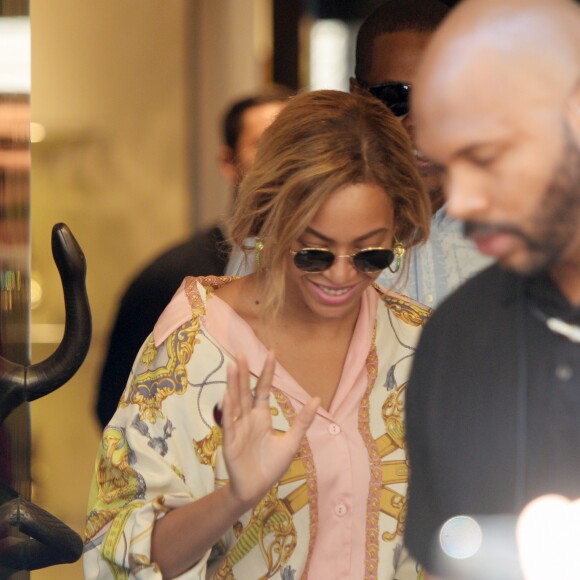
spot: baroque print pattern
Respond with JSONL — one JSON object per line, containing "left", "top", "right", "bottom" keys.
{"left": 377, "top": 290, "right": 431, "bottom": 327}
{"left": 119, "top": 277, "right": 235, "bottom": 424}
{"left": 359, "top": 328, "right": 382, "bottom": 579}
{"left": 360, "top": 295, "right": 427, "bottom": 578}
{"left": 212, "top": 388, "right": 318, "bottom": 579}
{"left": 121, "top": 322, "right": 199, "bottom": 423}
{"left": 84, "top": 426, "right": 147, "bottom": 557}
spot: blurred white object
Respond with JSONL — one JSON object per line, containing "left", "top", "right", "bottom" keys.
{"left": 434, "top": 514, "right": 522, "bottom": 579}
{"left": 0, "top": 17, "right": 30, "bottom": 93}
{"left": 439, "top": 516, "right": 482, "bottom": 560}
{"left": 517, "top": 494, "right": 580, "bottom": 580}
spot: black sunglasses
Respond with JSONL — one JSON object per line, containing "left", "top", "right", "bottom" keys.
{"left": 291, "top": 247, "right": 395, "bottom": 274}
{"left": 358, "top": 80, "right": 411, "bottom": 117}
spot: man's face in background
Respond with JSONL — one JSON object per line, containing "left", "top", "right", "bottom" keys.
{"left": 231, "top": 101, "right": 287, "bottom": 183}
{"left": 355, "top": 30, "right": 445, "bottom": 213}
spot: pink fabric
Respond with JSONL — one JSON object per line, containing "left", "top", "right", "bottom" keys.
{"left": 86, "top": 275, "right": 421, "bottom": 579}
{"left": 204, "top": 288, "right": 378, "bottom": 579}
{"left": 153, "top": 279, "right": 192, "bottom": 347}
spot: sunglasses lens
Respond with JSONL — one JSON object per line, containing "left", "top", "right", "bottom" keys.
{"left": 368, "top": 83, "right": 410, "bottom": 117}
{"left": 353, "top": 249, "right": 395, "bottom": 273}
{"left": 293, "top": 249, "right": 334, "bottom": 272}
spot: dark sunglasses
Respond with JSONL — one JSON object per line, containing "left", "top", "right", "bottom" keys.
{"left": 357, "top": 80, "right": 411, "bottom": 117}
{"left": 291, "top": 247, "right": 395, "bottom": 273}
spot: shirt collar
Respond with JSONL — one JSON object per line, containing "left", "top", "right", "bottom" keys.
{"left": 500, "top": 267, "right": 580, "bottom": 322}
{"left": 526, "top": 273, "right": 580, "bottom": 322}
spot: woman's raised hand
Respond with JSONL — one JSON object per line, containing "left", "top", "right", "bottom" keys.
{"left": 221, "top": 351, "right": 319, "bottom": 508}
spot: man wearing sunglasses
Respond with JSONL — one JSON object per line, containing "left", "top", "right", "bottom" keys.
{"left": 351, "top": 0, "right": 491, "bottom": 308}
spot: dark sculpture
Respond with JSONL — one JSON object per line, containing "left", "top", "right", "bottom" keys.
{"left": 0, "top": 223, "right": 91, "bottom": 570}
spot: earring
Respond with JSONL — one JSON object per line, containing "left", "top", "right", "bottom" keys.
{"left": 254, "top": 239, "right": 264, "bottom": 269}
{"left": 388, "top": 240, "right": 405, "bottom": 273}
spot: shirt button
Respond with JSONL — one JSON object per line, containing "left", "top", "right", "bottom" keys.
{"left": 335, "top": 504, "right": 347, "bottom": 517}
{"left": 555, "top": 363, "right": 573, "bottom": 381}
{"left": 425, "top": 294, "right": 434, "bottom": 304}
{"left": 328, "top": 423, "right": 341, "bottom": 435}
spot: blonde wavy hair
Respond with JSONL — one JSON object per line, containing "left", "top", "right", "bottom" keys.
{"left": 228, "top": 89, "right": 430, "bottom": 317}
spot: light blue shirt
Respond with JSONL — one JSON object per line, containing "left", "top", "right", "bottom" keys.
{"left": 376, "top": 207, "right": 493, "bottom": 308}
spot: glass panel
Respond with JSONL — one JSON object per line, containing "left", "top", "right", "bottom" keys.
{"left": 0, "top": 0, "right": 31, "bottom": 578}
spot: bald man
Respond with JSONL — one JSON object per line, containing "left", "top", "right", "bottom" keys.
{"left": 403, "top": 0, "right": 580, "bottom": 577}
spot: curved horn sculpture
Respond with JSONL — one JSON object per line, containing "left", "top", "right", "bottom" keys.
{"left": 0, "top": 488, "right": 84, "bottom": 570}
{"left": 0, "top": 222, "right": 91, "bottom": 570}
{"left": 0, "top": 223, "right": 92, "bottom": 423}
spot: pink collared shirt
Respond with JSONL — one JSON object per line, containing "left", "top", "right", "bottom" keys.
{"left": 204, "top": 283, "right": 376, "bottom": 579}
{"left": 84, "top": 276, "right": 429, "bottom": 579}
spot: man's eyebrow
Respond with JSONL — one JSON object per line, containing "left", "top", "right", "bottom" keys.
{"left": 453, "top": 141, "right": 506, "bottom": 160}
{"left": 454, "top": 144, "right": 485, "bottom": 158}
{"left": 304, "top": 226, "right": 389, "bottom": 244}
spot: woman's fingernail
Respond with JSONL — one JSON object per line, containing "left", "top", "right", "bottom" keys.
{"left": 213, "top": 403, "right": 223, "bottom": 427}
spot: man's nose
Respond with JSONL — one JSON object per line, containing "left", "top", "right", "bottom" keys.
{"left": 445, "top": 167, "right": 490, "bottom": 221}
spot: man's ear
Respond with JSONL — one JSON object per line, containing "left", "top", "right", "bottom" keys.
{"left": 567, "top": 79, "right": 580, "bottom": 139}
{"left": 218, "top": 145, "right": 238, "bottom": 185}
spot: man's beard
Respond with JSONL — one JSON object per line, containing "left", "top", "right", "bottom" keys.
{"left": 464, "top": 123, "right": 580, "bottom": 277}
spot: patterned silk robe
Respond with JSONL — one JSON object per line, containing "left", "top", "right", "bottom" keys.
{"left": 83, "top": 276, "right": 430, "bottom": 579}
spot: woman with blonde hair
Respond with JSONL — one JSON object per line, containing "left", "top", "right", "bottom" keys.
{"left": 84, "top": 89, "right": 431, "bottom": 579}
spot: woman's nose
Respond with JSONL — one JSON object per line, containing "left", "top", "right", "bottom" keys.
{"left": 325, "top": 254, "right": 358, "bottom": 281}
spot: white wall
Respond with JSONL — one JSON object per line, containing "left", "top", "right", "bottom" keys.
{"left": 189, "top": 0, "right": 273, "bottom": 227}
